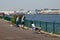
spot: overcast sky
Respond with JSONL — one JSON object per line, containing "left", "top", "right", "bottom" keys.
{"left": 0, "top": 0, "right": 60, "bottom": 10}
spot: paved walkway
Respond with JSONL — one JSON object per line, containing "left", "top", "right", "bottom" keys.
{"left": 0, "top": 19, "right": 60, "bottom": 40}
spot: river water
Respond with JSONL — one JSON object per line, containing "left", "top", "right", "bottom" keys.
{"left": 25, "top": 14, "right": 60, "bottom": 23}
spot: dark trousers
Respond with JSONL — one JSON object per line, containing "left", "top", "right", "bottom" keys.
{"left": 16, "top": 21, "right": 19, "bottom": 27}
{"left": 35, "top": 28, "right": 41, "bottom": 32}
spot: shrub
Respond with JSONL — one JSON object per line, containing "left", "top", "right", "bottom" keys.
{"left": 0, "top": 16, "right": 3, "bottom": 18}
{"left": 11, "top": 16, "right": 16, "bottom": 24}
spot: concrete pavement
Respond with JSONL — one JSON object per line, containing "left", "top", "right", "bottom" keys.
{"left": 0, "top": 19, "right": 60, "bottom": 40}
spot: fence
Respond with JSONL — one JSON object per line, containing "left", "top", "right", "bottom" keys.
{"left": 24, "top": 20, "right": 60, "bottom": 34}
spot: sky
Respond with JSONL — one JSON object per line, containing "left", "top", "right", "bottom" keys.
{"left": 0, "top": 0, "right": 60, "bottom": 10}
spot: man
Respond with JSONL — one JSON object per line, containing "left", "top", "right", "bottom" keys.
{"left": 21, "top": 15, "right": 25, "bottom": 29}
{"left": 16, "top": 16, "right": 19, "bottom": 27}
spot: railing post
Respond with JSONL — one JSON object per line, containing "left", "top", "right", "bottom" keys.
{"left": 53, "top": 22, "right": 55, "bottom": 33}
{"left": 46, "top": 22, "right": 47, "bottom": 32}
{"left": 40, "top": 21, "right": 41, "bottom": 27}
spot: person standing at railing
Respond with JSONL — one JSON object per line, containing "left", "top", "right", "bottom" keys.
{"left": 21, "top": 15, "right": 25, "bottom": 29}
{"left": 16, "top": 16, "right": 20, "bottom": 27}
